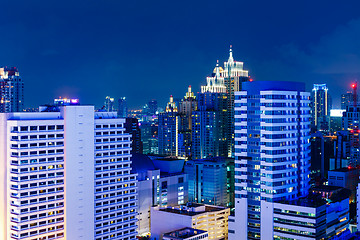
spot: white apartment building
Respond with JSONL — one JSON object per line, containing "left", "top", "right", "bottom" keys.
{"left": 0, "top": 105, "right": 138, "bottom": 240}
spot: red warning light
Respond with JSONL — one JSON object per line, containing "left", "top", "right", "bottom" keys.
{"left": 352, "top": 84, "right": 356, "bottom": 88}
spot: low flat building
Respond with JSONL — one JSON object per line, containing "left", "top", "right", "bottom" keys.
{"left": 132, "top": 154, "right": 188, "bottom": 237}
{"left": 163, "top": 228, "right": 208, "bottom": 240}
{"left": 151, "top": 203, "right": 229, "bottom": 240}
{"left": 328, "top": 167, "right": 359, "bottom": 202}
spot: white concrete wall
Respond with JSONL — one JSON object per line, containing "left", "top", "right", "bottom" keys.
{"left": 150, "top": 207, "right": 192, "bottom": 240}
{"left": 62, "top": 106, "right": 95, "bottom": 240}
{"left": 0, "top": 114, "right": 8, "bottom": 240}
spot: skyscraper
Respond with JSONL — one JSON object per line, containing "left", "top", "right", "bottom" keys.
{"left": 178, "top": 86, "right": 197, "bottom": 158}
{"left": 148, "top": 100, "right": 158, "bottom": 115}
{"left": 0, "top": 67, "right": 24, "bottom": 113}
{"left": 341, "top": 91, "right": 355, "bottom": 110}
{"left": 312, "top": 84, "right": 331, "bottom": 132}
{"left": 118, "top": 97, "right": 128, "bottom": 118}
{"left": 104, "top": 96, "right": 115, "bottom": 112}
{"left": 158, "top": 96, "right": 179, "bottom": 156}
{"left": 230, "top": 81, "right": 311, "bottom": 239}
{"left": 0, "top": 105, "right": 138, "bottom": 240}
{"left": 222, "top": 46, "right": 249, "bottom": 157}
{"left": 125, "top": 117, "right": 143, "bottom": 154}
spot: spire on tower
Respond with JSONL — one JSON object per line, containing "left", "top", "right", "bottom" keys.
{"left": 229, "top": 45, "right": 234, "bottom": 62}
{"left": 215, "top": 60, "right": 220, "bottom": 77}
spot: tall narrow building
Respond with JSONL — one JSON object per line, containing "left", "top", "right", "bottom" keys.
{"left": 104, "top": 96, "right": 115, "bottom": 112}
{"left": 230, "top": 81, "right": 311, "bottom": 239}
{"left": 0, "top": 105, "right": 138, "bottom": 240}
{"left": 222, "top": 47, "right": 249, "bottom": 157}
{"left": 158, "top": 96, "right": 179, "bottom": 156}
{"left": 312, "top": 84, "right": 331, "bottom": 133}
{"left": 0, "top": 67, "right": 24, "bottom": 113}
{"left": 118, "top": 97, "right": 127, "bottom": 118}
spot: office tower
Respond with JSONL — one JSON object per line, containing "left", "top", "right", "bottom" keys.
{"left": 140, "top": 121, "right": 158, "bottom": 155}
{"left": 118, "top": 97, "right": 128, "bottom": 118}
{"left": 191, "top": 110, "right": 218, "bottom": 159}
{"left": 310, "top": 132, "right": 325, "bottom": 179}
{"left": 342, "top": 104, "right": 360, "bottom": 166}
{"left": 104, "top": 96, "right": 115, "bottom": 112}
{"left": 178, "top": 86, "right": 197, "bottom": 158}
{"left": 148, "top": 100, "right": 158, "bottom": 115}
{"left": 125, "top": 118, "right": 143, "bottom": 154}
{"left": 158, "top": 96, "right": 179, "bottom": 156}
{"left": 185, "top": 158, "right": 228, "bottom": 206}
{"left": 312, "top": 84, "right": 332, "bottom": 132}
{"left": 131, "top": 154, "right": 188, "bottom": 236}
{"left": 151, "top": 203, "right": 229, "bottom": 240}
{"left": 0, "top": 67, "right": 24, "bottom": 112}
{"left": 330, "top": 109, "right": 345, "bottom": 133}
{"left": 230, "top": 81, "right": 311, "bottom": 239}
{"left": 0, "top": 105, "right": 138, "bottom": 240}
{"left": 341, "top": 91, "right": 355, "bottom": 110}
{"left": 272, "top": 193, "right": 349, "bottom": 239}
{"left": 331, "top": 131, "right": 351, "bottom": 170}
{"left": 222, "top": 47, "right": 249, "bottom": 157}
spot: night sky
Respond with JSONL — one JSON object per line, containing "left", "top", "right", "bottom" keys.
{"left": 2, "top": 0, "right": 360, "bottom": 109}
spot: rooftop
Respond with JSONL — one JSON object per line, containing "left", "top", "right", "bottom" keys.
{"left": 157, "top": 203, "right": 227, "bottom": 216}
{"left": 163, "top": 228, "right": 207, "bottom": 240}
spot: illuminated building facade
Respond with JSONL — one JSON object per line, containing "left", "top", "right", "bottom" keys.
{"left": 229, "top": 81, "right": 311, "bottom": 239}
{"left": 158, "top": 96, "right": 179, "bottom": 156}
{"left": 151, "top": 203, "right": 229, "bottom": 240}
{"left": 0, "top": 106, "right": 138, "bottom": 240}
{"left": 0, "top": 67, "right": 24, "bottom": 113}
{"left": 342, "top": 105, "right": 360, "bottom": 166}
{"left": 118, "top": 97, "right": 127, "bottom": 118}
{"left": 104, "top": 96, "right": 115, "bottom": 112}
{"left": 312, "top": 84, "right": 332, "bottom": 133}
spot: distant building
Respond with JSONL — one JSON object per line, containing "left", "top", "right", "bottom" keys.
{"left": 178, "top": 86, "right": 197, "bottom": 158}
{"left": 148, "top": 100, "right": 158, "bottom": 115}
{"left": 185, "top": 158, "right": 228, "bottom": 206}
{"left": 132, "top": 154, "right": 188, "bottom": 236}
{"left": 330, "top": 109, "right": 346, "bottom": 133}
{"left": 125, "top": 117, "right": 143, "bottom": 154}
{"left": 342, "top": 104, "right": 360, "bottom": 166}
{"left": 158, "top": 96, "right": 179, "bottom": 156}
{"left": 151, "top": 203, "right": 229, "bottom": 240}
{"left": 331, "top": 131, "right": 351, "bottom": 170}
{"left": 163, "top": 228, "right": 208, "bottom": 240}
{"left": 342, "top": 91, "right": 355, "bottom": 110}
{"left": 140, "top": 121, "right": 158, "bottom": 155}
{"left": 118, "top": 97, "right": 127, "bottom": 117}
{"left": 312, "top": 83, "right": 332, "bottom": 133}
{"left": 0, "top": 67, "right": 24, "bottom": 112}
{"left": 104, "top": 96, "right": 115, "bottom": 111}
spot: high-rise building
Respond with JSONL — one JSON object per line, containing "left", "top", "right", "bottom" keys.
{"left": 118, "top": 97, "right": 128, "bottom": 118}
{"left": 185, "top": 158, "right": 228, "bottom": 206}
{"left": 140, "top": 121, "right": 158, "bottom": 155}
{"left": 230, "top": 81, "right": 311, "bottom": 239}
{"left": 158, "top": 96, "right": 179, "bottom": 156}
{"left": 0, "top": 67, "right": 24, "bottom": 113}
{"left": 104, "top": 96, "right": 115, "bottom": 112}
{"left": 342, "top": 104, "right": 360, "bottom": 166}
{"left": 312, "top": 84, "right": 332, "bottom": 133}
{"left": 341, "top": 91, "right": 355, "bottom": 110}
{"left": 178, "top": 86, "right": 197, "bottom": 158}
{"left": 222, "top": 47, "right": 249, "bottom": 157}
{"left": 125, "top": 117, "right": 143, "bottom": 154}
{"left": 0, "top": 105, "right": 138, "bottom": 240}
{"left": 148, "top": 100, "right": 158, "bottom": 115}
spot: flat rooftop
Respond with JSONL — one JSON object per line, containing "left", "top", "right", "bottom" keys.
{"left": 158, "top": 203, "right": 226, "bottom": 216}
{"left": 163, "top": 228, "right": 207, "bottom": 239}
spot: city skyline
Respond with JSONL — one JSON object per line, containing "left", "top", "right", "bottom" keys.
{"left": 2, "top": 1, "right": 360, "bottom": 109}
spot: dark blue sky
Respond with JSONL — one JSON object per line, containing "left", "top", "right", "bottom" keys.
{"left": 2, "top": 0, "right": 360, "bottom": 109}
